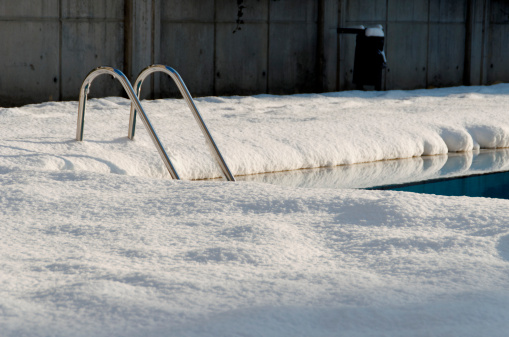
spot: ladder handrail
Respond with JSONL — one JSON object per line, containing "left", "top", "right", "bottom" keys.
{"left": 129, "top": 64, "right": 235, "bottom": 182}
{"left": 76, "top": 66, "right": 180, "bottom": 179}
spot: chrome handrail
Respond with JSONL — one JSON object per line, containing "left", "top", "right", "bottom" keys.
{"left": 129, "top": 64, "right": 235, "bottom": 182}
{"left": 76, "top": 66, "right": 180, "bottom": 179}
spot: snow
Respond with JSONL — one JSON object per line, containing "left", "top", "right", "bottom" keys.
{"left": 1, "top": 84, "right": 509, "bottom": 336}
{"left": 365, "top": 27, "right": 384, "bottom": 37}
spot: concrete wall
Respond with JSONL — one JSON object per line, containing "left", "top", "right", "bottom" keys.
{"left": 61, "top": 1, "right": 125, "bottom": 99}
{"left": 338, "top": 0, "right": 509, "bottom": 91}
{"left": 158, "top": 0, "right": 323, "bottom": 97}
{"left": 339, "top": 0, "right": 466, "bottom": 90}
{"left": 0, "top": 1, "right": 125, "bottom": 106}
{"left": 0, "top": 1, "right": 60, "bottom": 106}
{"left": 1, "top": 0, "right": 509, "bottom": 106}
{"left": 485, "top": 0, "right": 509, "bottom": 84}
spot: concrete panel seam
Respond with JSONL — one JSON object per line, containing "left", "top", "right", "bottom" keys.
{"left": 59, "top": 0, "right": 62, "bottom": 101}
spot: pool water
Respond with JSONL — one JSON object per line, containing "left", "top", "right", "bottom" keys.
{"left": 373, "top": 170, "right": 509, "bottom": 199}
{"left": 236, "top": 149, "right": 509, "bottom": 199}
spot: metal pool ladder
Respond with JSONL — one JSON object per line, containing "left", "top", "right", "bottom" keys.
{"left": 129, "top": 64, "right": 235, "bottom": 181}
{"left": 75, "top": 66, "right": 235, "bottom": 181}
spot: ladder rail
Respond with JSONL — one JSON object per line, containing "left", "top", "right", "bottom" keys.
{"left": 129, "top": 64, "right": 235, "bottom": 182}
{"left": 76, "top": 66, "right": 180, "bottom": 180}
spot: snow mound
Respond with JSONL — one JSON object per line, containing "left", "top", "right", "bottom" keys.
{"left": 2, "top": 84, "right": 509, "bottom": 179}
{"left": 2, "top": 85, "right": 509, "bottom": 336}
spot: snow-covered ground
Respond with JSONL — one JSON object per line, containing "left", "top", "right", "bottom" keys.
{"left": 1, "top": 85, "right": 509, "bottom": 336}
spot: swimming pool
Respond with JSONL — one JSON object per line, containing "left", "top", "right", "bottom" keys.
{"left": 236, "top": 149, "right": 509, "bottom": 199}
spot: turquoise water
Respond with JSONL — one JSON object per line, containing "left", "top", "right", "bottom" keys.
{"left": 373, "top": 171, "right": 509, "bottom": 199}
